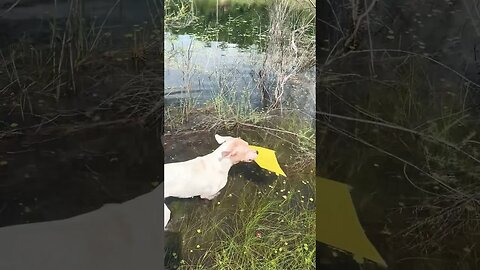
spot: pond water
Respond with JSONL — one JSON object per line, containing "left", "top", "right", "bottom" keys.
{"left": 164, "top": 32, "right": 263, "bottom": 104}
{"left": 0, "top": 0, "right": 163, "bottom": 226}
{"left": 0, "top": 0, "right": 155, "bottom": 48}
{"left": 165, "top": 0, "right": 315, "bottom": 114}
{"left": 319, "top": 0, "right": 480, "bottom": 269}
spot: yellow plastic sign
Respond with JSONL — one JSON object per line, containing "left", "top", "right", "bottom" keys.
{"left": 317, "top": 177, "right": 387, "bottom": 267}
{"left": 249, "top": 145, "right": 286, "bottom": 177}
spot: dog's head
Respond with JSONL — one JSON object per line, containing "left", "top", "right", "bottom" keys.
{"left": 215, "top": 134, "right": 258, "bottom": 164}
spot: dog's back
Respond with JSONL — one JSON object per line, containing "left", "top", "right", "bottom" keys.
{"left": 164, "top": 156, "right": 218, "bottom": 198}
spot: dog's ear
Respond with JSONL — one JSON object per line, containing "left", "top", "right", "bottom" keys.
{"left": 221, "top": 151, "right": 230, "bottom": 158}
{"left": 215, "top": 134, "right": 226, "bottom": 144}
{"left": 221, "top": 150, "right": 237, "bottom": 158}
{"left": 215, "top": 134, "right": 228, "bottom": 144}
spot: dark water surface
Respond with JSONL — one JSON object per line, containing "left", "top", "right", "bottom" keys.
{"left": 319, "top": 0, "right": 480, "bottom": 269}
{"left": 1, "top": 0, "right": 163, "bottom": 226}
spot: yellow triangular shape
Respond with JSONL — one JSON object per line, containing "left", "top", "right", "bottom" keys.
{"left": 249, "top": 145, "right": 286, "bottom": 177}
{"left": 317, "top": 177, "right": 387, "bottom": 267}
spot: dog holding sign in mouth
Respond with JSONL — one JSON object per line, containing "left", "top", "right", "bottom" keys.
{"left": 164, "top": 134, "right": 258, "bottom": 228}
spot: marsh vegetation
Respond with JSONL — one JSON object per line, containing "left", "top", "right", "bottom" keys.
{"left": 318, "top": 0, "right": 480, "bottom": 269}
{"left": 0, "top": 0, "right": 164, "bottom": 229}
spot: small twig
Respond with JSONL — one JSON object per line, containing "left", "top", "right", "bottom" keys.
{"left": 85, "top": 164, "right": 113, "bottom": 197}
{"left": 403, "top": 164, "right": 442, "bottom": 196}
{"left": 6, "top": 149, "right": 34, "bottom": 154}
{"left": 89, "top": 0, "right": 121, "bottom": 51}
{"left": 344, "top": 0, "right": 378, "bottom": 48}
{"left": 364, "top": 0, "right": 376, "bottom": 76}
{"left": 0, "top": 0, "right": 21, "bottom": 18}
{"left": 325, "top": 0, "right": 345, "bottom": 37}
{"left": 235, "top": 121, "right": 313, "bottom": 142}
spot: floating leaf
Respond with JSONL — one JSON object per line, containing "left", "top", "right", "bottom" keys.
{"left": 249, "top": 145, "right": 286, "bottom": 177}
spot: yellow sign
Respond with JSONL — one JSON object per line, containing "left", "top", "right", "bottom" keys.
{"left": 317, "top": 177, "right": 387, "bottom": 267}
{"left": 249, "top": 145, "right": 287, "bottom": 177}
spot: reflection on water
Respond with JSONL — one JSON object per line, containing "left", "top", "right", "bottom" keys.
{"left": 165, "top": 0, "right": 315, "bottom": 114}
{"left": 164, "top": 32, "right": 262, "bottom": 104}
{"left": 168, "top": 0, "right": 269, "bottom": 49}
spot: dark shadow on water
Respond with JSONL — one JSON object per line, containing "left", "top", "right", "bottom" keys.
{"left": 229, "top": 162, "right": 278, "bottom": 185}
{"left": 317, "top": 241, "right": 362, "bottom": 270}
{"left": 0, "top": 124, "right": 163, "bottom": 227}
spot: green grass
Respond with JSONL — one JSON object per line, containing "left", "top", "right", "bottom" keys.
{"left": 274, "top": 111, "right": 315, "bottom": 159}
{"left": 171, "top": 175, "right": 316, "bottom": 270}
{"left": 209, "top": 89, "right": 265, "bottom": 124}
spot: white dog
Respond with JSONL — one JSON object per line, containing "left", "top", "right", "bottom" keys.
{"left": 164, "top": 134, "right": 258, "bottom": 228}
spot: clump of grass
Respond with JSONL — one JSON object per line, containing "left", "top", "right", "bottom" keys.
{"left": 378, "top": 65, "right": 480, "bottom": 253}
{"left": 173, "top": 176, "right": 316, "bottom": 270}
{"left": 397, "top": 133, "right": 480, "bottom": 252}
{"left": 0, "top": 0, "right": 117, "bottom": 105}
{"left": 209, "top": 88, "right": 265, "bottom": 124}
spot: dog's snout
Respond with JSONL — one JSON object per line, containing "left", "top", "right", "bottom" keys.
{"left": 255, "top": 150, "right": 258, "bottom": 154}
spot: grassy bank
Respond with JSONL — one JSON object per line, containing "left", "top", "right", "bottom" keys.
{"left": 168, "top": 173, "right": 315, "bottom": 270}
